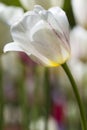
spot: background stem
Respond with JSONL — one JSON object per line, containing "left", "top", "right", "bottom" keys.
{"left": 0, "top": 59, "right": 4, "bottom": 130}
{"left": 18, "top": 71, "right": 29, "bottom": 130}
{"left": 44, "top": 67, "right": 51, "bottom": 130}
{"left": 62, "top": 62, "right": 87, "bottom": 130}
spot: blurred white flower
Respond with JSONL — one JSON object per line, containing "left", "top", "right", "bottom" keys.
{"left": 19, "top": 0, "right": 64, "bottom": 10}
{"left": 30, "top": 117, "right": 58, "bottom": 130}
{"left": 4, "top": 105, "right": 22, "bottom": 124}
{"left": 1, "top": 52, "right": 22, "bottom": 78}
{"left": 0, "top": 2, "right": 24, "bottom": 54}
{"left": 70, "top": 25, "right": 87, "bottom": 87}
{"left": 71, "top": 0, "right": 87, "bottom": 28}
{"left": 69, "top": 59, "right": 85, "bottom": 85}
{"left": 4, "top": 5, "right": 70, "bottom": 67}
{"left": 0, "top": 2, "right": 24, "bottom": 25}
{"left": 70, "top": 26, "right": 87, "bottom": 62}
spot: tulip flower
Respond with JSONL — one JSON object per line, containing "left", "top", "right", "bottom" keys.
{"left": 3, "top": 5, "right": 87, "bottom": 130}
{"left": 70, "top": 26, "right": 87, "bottom": 62}
{"left": 0, "top": 2, "right": 24, "bottom": 54}
{"left": 19, "top": 0, "right": 64, "bottom": 10}
{"left": 71, "top": 0, "right": 87, "bottom": 28}
{"left": 4, "top": 5, "right": 70, "bottom": 67}
{"left": 30, "top": 117, "right": 58, "bottom": 130}
{"left": 0, "top": 3, "right": 24, "bottom": 25}
{"left": 1, "top": 52, "right": 22, "bottom": 78}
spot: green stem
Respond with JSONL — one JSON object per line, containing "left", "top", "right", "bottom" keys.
{"left": 30, "top": 67, "right": 40, "bottom": 122}
{"left": 18, "top": 73, "right": 29, "bottom": 130}
{"left": 44, "top": 68, "right": 51, "bottom": 130}
{"left": 62, "top": 62, "right": 87, "bottom": 130}
{"left": 0, "top": 60, "right": 4, "bottom": 130}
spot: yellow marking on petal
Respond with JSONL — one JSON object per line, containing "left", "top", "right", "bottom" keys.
{"left": 48, "top": 60, "right": 60, "bottom": 67}
{"left": 47, "top": 53, "right": 70, "bottom": 67}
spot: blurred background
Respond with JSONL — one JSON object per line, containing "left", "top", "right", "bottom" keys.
{"left": 0, "top": 0, "right": 87, "bottom": 130}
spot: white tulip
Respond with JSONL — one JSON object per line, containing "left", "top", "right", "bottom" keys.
{"left": 4, "top": 5, "right": 70, "bottom": 67}
{"left": 4, "top": 105, "right": 22, "bottom": 123}
{"left": 71, "top": 0, "right": 87, "bottom": 28}
{"left": 30, "top": 117, "right": 58, "bottom": 130}
{"left": 70, "top": 26, "right": 87, "bottom": 62}
{"left": 69, "top": 59, "right": 84, "bottom": 85}
{"left": 0, "top": 2, "right": 24, "bottom": 54}
{"left": 19, "top": 0, "right": 64, "bottom": 10}
{"left": 0, "top": 2, "right": 24, "bottom": 25}
{"left": 1, "top": 52, "right": 22, "bottom": 78}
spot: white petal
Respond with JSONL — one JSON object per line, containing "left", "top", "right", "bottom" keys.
{"left": 9, "top": 11, "right": 42, "bottom": 57}
{"left": 11, "top": 11, "right": 41, "bottom": 46}
{"left": 29, "top": 51, "right": 51, "bottom": 66}
{"left": 11, "top": 10, "right": 41, "bottom": 33}
{"left": 34, "top": 5, "right": 44, "bottom": 13}
{"left": 49, "top": 7, "right": 70, "bottom": 44}
{"left": 4, "top": 42, "right": 24, "bottom": 53}
{"left": 29, "top": 47, "right": 60, "bottom": 67}
{"left": 39, "top": 7, "right": 70, "bottom": 52}
{"left": 39, "top": 9, "right": 63, "bottom": 34}
{"left": 49, "top": 7, "right": 69, "bottom": 32}
{"left": 30, "top": 20, "right": 50, "bottom": 41}
{"left": 30, "top": 20, "right": 69, "bottom": 64}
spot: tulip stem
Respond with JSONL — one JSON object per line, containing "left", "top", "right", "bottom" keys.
{"left": 0, "top": 61, "right": 4, "bottom": 130}
{"left": 62, "top": 62, "right": 87, "bottom": 130}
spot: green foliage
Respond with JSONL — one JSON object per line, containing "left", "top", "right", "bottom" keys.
{"left": 0, "top": 0, "right": 21, "bottom": 6}
{"left": 63, "top": 0, "right": 76, "bottom": 28}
